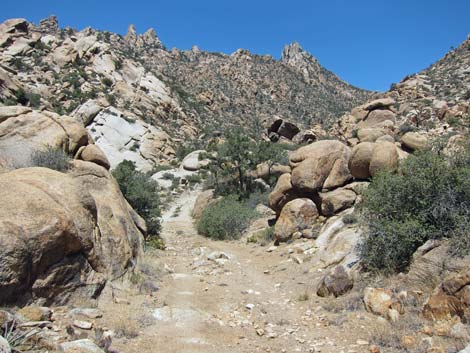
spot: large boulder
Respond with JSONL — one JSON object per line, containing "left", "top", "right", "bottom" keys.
{"left": 267, "top": 118, "right": 300, "bottom": 140}
{"left": 268, "top": 173, "right": 298, "bottom": 214}
{"left": 76, "top": 144, "right": 110, "bottom": 170}
{"left": 87, "top": 108, "right": 174, "bottom": 171}
{"left": 363, "top": 287, "right": 403, "bottom": 321}
{"left": 254, "top": 162, "right": 291, "bottom": 179}
{"left": 277, "top": 121, "right": 300, "bottom": 140}
{"left": 290, "top": 140, "right": 352, "bottom": 192}
{"left": 363, "top": 98, "right": 396, "bottom": 111}
{"left": 319, "top": 188, "right": 357, "bottom": 217}
{"left": 181, "top": 150, "right": 209, "bottom": 171}
{"left": 357, "top": 109, "right": 396, "bottom": 129}
{"left": 406, "top": 240, "right": 469, "bottom": 291}
{"left": 0, "top": 162, "right": 144, "bottom": 304}
{"left": 423, "top": 270, "right": 470, "bottom": 322}
{"left": 72, "top": 100, "right": 102, "bottom": 126}
{"left": 401, "top": 132, "right": 429, "bottom": 152}
{"left": 312, "top": 213, "right": 361, "bottom": 268}
{"left": 274, "top": 198, "right": 318, "bottom": 242}
{"left": 317, "top": 265, "right": 353, "bottom": 297}
{"left": 192, "top": 189, "right": 217, "bottom": 219}
{"left": 357, "top": 128, "right": 388, "bottom": 142}
{"left": 0, "top": 109, "right": 89, "bottom": 168}
{"left": 349, "top": 142, "right": 375, "bottom": 179}
{"left": 0, "top": 106, "right": 31, "bottom": 123}
{"left": 369, "top": 142, "right": 399, "bottom": 177}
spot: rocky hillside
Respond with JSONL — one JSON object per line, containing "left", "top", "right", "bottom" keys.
{"left": 332, "top": 36, "right": 470, "bottom": 143}
{"left": 0, "top": 16, "right": 371, "bottom": 146}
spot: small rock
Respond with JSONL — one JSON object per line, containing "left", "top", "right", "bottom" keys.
{"left": 69, "top": 308, "right": 103, "bottom": 319}
{"left": 207, "top": 251, "right": 230, "bottom": 261}
{"left": 266, "top": 246, "right": 277, "bottom": 253}
{"left": 421, "top": 325, "right": 434, "bottom": 336}
{"left": 256, "top": 328, "right": 265, "bottom": 336}
{"left": 356, "top": 339, "right": 369, "bottom": 345}
{"left": 17, "top": 306, "right": 52, "bottom": 322}
{"left": 369, "top": 345, "right": 381, "bottom": 353}
{"left": 113, "top": 297, "right": 130, "bottom": 305}
{"left": 58, "top": 339, "right": 105, "bottom": 353}
{"left": 387, "top": 308, "right": 400, "bottom": 322}
{"left": 73, "top": 320, "right": 93, "bottom": 330}
{"left": 450, "top": 321, "right": 470, "bottom": 340}
{"left": 245, "top": 304, "right": 255, "bottom": 310}
{"left": 401, "top": 335, "right": 416, "bottom": 348}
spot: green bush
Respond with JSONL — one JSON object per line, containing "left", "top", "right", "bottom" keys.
{"left": 343, "top": 214, "right": 358, "bottom": 225}
{"left": 398, "top": 123, "right": 418, "bottom": 135}
{"left": 162, "top": 172, "right": 175, "bottom": 180}
{"left": 360, "top": 148, "right": 470, "bottom": 274}
{"left": 30, "top": 146, "right": 71, "bottom": 172}
{"left": 197, "top": 196, "right": 257, "bottom": 240}
{"left": 186, "top": 174, "right": 202, "bottom": 185}
{"left": 112, "top": 160, "right": 161, "bottom": 237}
{"left": 101, "top": 77, "right": 113, "bottom": 87}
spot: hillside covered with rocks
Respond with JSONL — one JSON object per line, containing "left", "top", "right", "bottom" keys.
{"left": 0, "top": 14, "right": 469, "bottom": 353}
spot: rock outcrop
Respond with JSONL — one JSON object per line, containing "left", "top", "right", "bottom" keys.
{"left": 290, "top": 140, "right": 352, "bottom": 192}
{"left": 87, "top": 107, "right": 174, "bottom": 171}
{"left": 0, "top": 108, "right": 145, "bottom": 304}
{"left": 0, "top": 107, "right": 89, "bottom": 168}
{"left": 273, "top": 198, "right": 318, "bottom": 242}
{"left": 0, "top": 162, "right": 144, "bottom": 304}
{"left": 317, "top": 265, "right": 353, "bottom": 297}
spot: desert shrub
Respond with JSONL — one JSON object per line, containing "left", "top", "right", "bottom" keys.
{"left": 197, "top": 196, "right": 257, "bottom": 240}
{"left": 447, "top": 116, "right": 460, "bottom": 127}
{"left": 398, "top": 123, "right": 418, "bottom": 135}
{"left": 1, "top": 319, "right": 39, "bottom": 351}
{"left": 101, "top": 77, "right": 113, "bottom": 87}
{"left": 247, "top": 226, "right": 274, "bottom": 245}
{"left": 170, "top": 177, "right": 180, "bottom": 190}
{"left": 26, "top": 93, "right": 41, "bottom": 108}
{"left": 146, "top": 165, "right": 172, "bottom": 176}
{"left": 112, "top": 160, "right": 161, "bottom": 237}
{"left": 205, "top": 128, "right": 287, "bottom": 199}
{"left": 186, "top": 174, "right": 201, "bottom": 184}
{"left": 162, "top": 172, "right": 175, "bottom": 180}
{"left": 360, "top": 148, "right": 470, "bottom": 274}
{"left": 343, "top": 214, "right": 358, "bottom": 224}
{"left": 30, "top": 146, "right": 71, "bottom": 172}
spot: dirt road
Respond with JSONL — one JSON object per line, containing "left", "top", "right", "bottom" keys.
{"left": 102, "top": 190, "right": 374, "bottom": 353}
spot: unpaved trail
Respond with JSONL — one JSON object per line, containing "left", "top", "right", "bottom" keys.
{"left": 102, "top": 189, "right": 374, "bottom": 353}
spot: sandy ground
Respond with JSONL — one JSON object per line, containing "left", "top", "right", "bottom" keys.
{"left": 95, "top": 190, "right": 386, "bottom": 353}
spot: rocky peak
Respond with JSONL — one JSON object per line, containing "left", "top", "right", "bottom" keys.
{"left": 281, "top": 42, "right": 318, "bottom": 67}
{"left": 38, "top": 15, "right": 59, "bottom": 34}
{"left": 125, "top": 24, "right": 164, "bottom": 49}
{"left": 124, "top": 24, "right": 137, "bottom": 42}
{"left": 142, "top": 28, "right": 163, "bottom": 47}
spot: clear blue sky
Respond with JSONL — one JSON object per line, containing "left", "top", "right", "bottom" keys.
{"left": 2, "top": 0, "right": 469, "bottom": 91}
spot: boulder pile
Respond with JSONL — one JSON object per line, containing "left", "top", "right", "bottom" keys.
{"left": 0, "top": 107, "right": 145, "bottom": 304}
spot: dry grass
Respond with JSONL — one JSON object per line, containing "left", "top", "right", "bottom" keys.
{"left": 370, "top": 314, "right": 427, "bottom": 353}
{"left": 114, "top": 320, "right": 140, "bottom": 339}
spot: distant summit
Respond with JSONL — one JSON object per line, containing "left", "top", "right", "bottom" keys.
{"left": 124, "top": 24, "right": 164, "bottom": 49}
